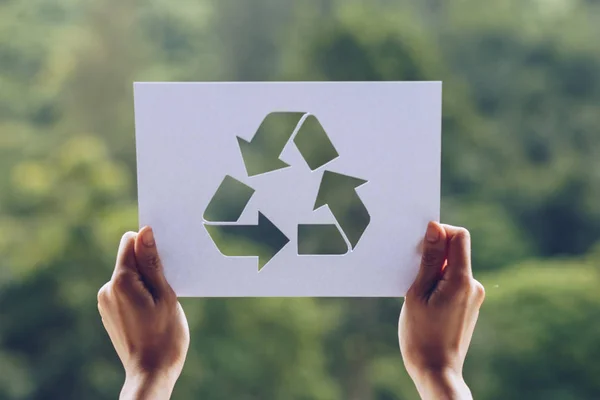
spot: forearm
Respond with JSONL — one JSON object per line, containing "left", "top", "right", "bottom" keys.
{"left": 412, "top": 369, "right": 472, "bottom": 400}
{"left": 120, "top": 371, "right": 177, "bottom": 400}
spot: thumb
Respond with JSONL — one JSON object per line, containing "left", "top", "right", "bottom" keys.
{"left": 134, "top": 226, "right": 172, "bottom": 299}
{"left": 410, "top": 221, "right": 447, "bottom": 298}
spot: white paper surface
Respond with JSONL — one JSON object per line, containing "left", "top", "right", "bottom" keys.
{"left": 134, "top": 82, "right": 441, "bottom": 297}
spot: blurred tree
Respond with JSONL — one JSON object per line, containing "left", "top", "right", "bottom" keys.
{"left": 437, "top": 0, "right": 600, "bottom": 257}
{"left": 2, "top": 0, "right": 600, "bottom": 398}
{"left": 467, "top": 259, "right": 600, "bottom": 399}
{"left": 283, "top": 1, "right": 533, "bottom": 271}
{"left": 209, "top": 0, "right": 295, "bottom": 81}
{"left": 0, "top": 1, "right": 341, "bottom": 398}
{"left": 0, "top": 133, "right": 341, "bottom": 399}
{"left": 62, "top": 0, "right": 140, "bottom": 155}
{"left": 280, "top": 3, "right": 600, "bottom": 398}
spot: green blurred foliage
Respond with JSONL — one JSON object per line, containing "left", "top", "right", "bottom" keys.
{"left": 0, "top": 0, "right": 599, "bottom": 399}
{"left": 469, "top": 260, "right": 600, "bottom": 399}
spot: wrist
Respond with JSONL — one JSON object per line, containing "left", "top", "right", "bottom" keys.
{"left": 121, "top": 369, "right": 178, "bottom": 400}
{"left": 411, "top": 367, "right": 472, "bottom": 400}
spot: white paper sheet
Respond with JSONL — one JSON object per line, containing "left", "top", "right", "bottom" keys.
{"left": 134, "top": 82, "right": 441, "bottom": 297}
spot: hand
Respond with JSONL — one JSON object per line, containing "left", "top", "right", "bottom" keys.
{"left": 98, "top": 227, "right": 190, "bottom": 400}
{"left": 399, "top": 222, "right": 485, "bottom": 400}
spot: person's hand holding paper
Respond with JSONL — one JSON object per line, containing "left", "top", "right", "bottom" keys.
{"left": 97, "top": 227, "right": 189, "bottom": 399}
{"left": 399, "top": 222, "right": 485, "bottom": 400}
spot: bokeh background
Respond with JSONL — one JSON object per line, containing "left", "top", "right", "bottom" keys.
{"left": 1, "top": 0, "right": 600, "bottom": 399}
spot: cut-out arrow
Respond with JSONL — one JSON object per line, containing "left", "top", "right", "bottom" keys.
{"left": 237, "top": 112, "right": 305, "bottom": 176}
{"left": 293, "top": 115, "right": 339, "bottom": 170}
{"left": 297, "top": 224, "right": 348, "bottom": 255}
{"left": 204, "top": 212, "right": 290, "bottom": 271}
{"left": 205, "top": 112, "right": 370, "bottom": 265}
{"left": 203, "top": 175, "right": 255, "bottom": 222}
{"left": 313, "top": 171, "right": 370, "bottom": 249}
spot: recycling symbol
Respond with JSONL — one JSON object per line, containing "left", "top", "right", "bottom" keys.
{"left": 203, "top": 112, "right": 370, "bottom": 271}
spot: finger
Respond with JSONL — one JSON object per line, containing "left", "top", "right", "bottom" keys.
{"left": 134, "top": 226, "right": 172, "bottom": 298}
{"left": 111, "top": 233, "right": 153, "bottom": 304}
{"left": 112, "top": 269, "right": 154, "bottom": 305}
{"left": 112, "top": 232, "right": 138, "bottom": 280}
{"left": 441, "top": 225, "right": 472, "bottom": 280}
{"left": 410, "top": 221, "right": 448, "bottom": 297}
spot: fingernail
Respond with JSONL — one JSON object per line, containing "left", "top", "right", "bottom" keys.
{"left": 425, "top": 222, "right": 439, "bottom": 243}
{"left": 142, "top": 228, "right": 155, "bottom": 247}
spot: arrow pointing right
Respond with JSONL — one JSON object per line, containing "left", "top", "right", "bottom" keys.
{"left": 204, "top": 212, "right": 289, "bottom": 271}
{"left": 313, "top": 171, "right": 370, "bottom": 249}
